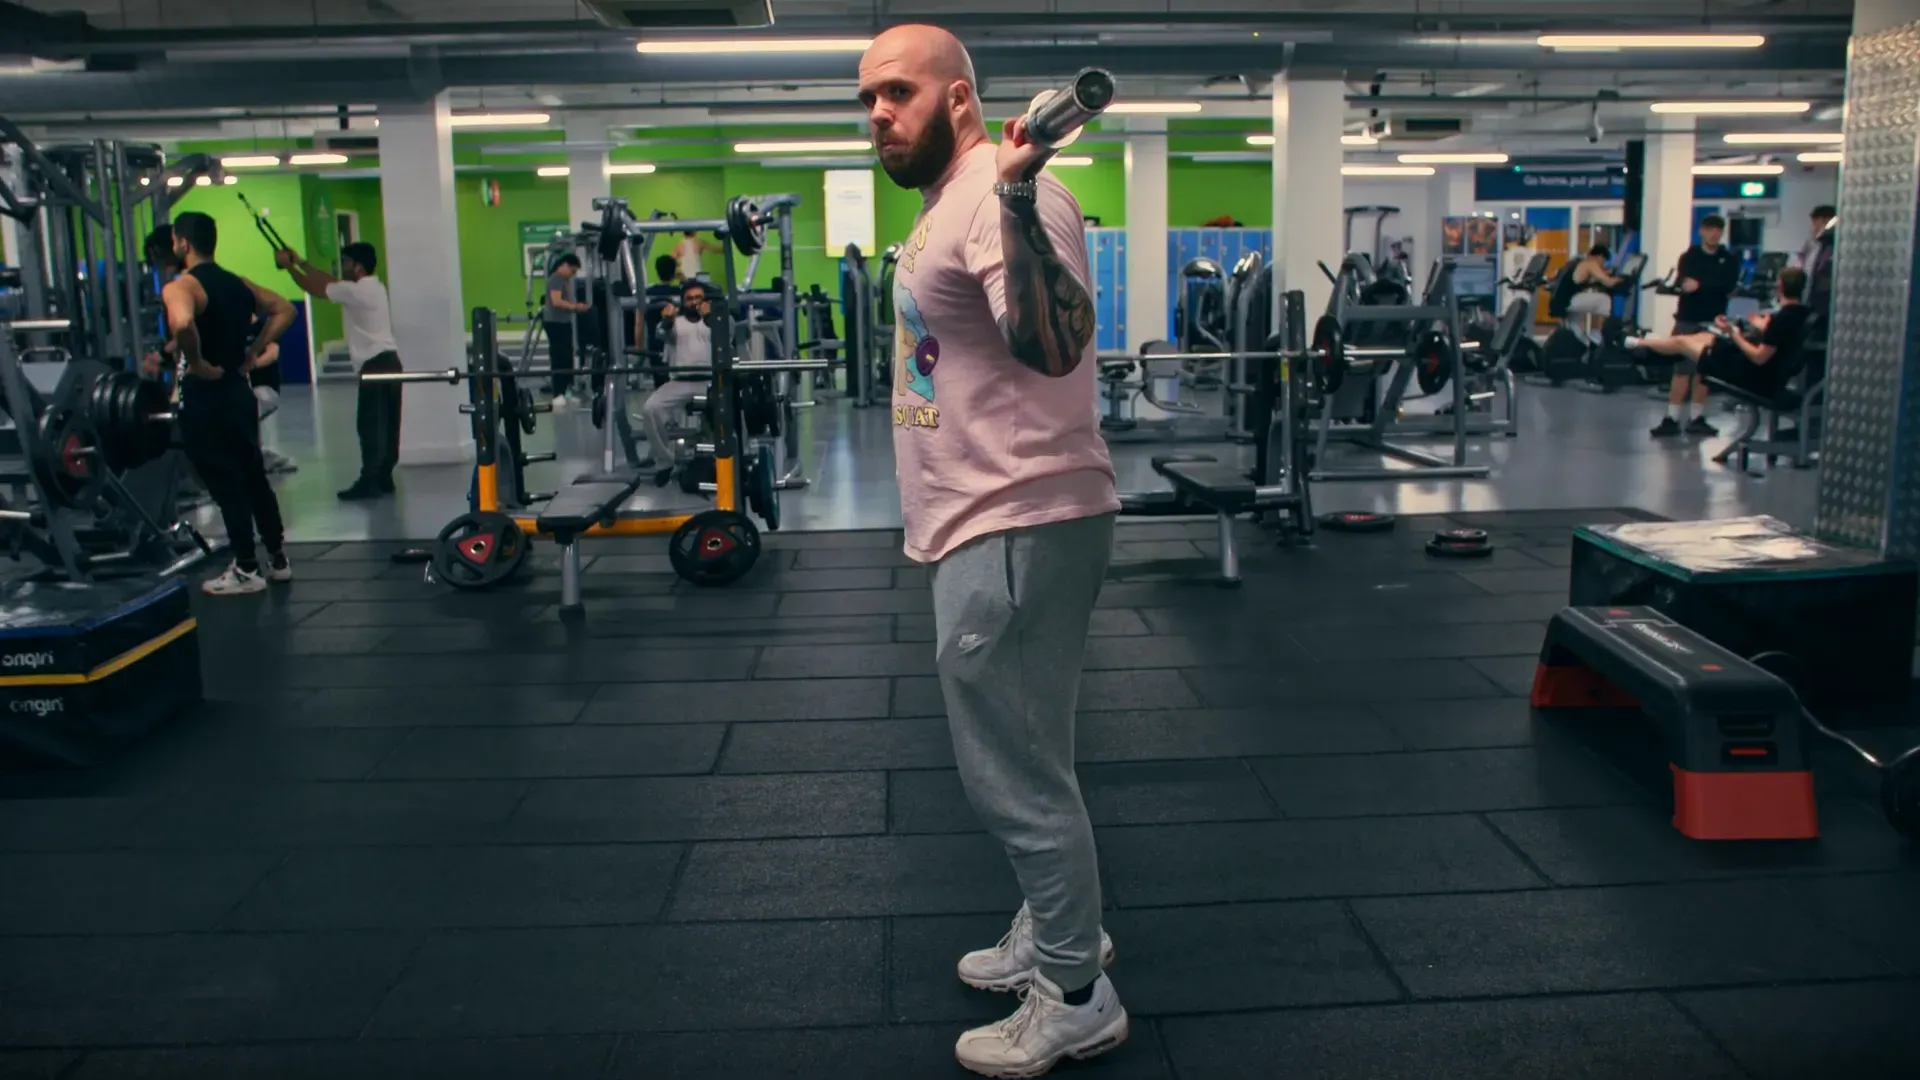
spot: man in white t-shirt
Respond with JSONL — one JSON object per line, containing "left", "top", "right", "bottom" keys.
{"left": 277, "top": 241, "right": 402, "bottom": 500}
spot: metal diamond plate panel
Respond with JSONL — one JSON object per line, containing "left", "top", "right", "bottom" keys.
{"left": 1817, "top": 21, "right": 1920, "bottom": 557}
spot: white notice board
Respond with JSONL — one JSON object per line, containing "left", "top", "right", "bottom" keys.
{"left": 824, "top": 169, "right": 876, "bottom": 255}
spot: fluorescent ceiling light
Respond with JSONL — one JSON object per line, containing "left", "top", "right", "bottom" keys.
{"left": 288, "top": 153, "right": 350, "bottom": 166}
{"left": 222, "top": 176, "right": 237, "bottom": 185}
{"left": 447, "top": 112, "right": 551, "bottom": 128}
{"left": 1049, "top": 156, "right": 1094, "bottom": 167}
{"left": 734, "top": 139, "right": 872, "bottom": 153}
{"left": 1797, "top": 151, "right": 1843, "bottom": 163}
{"left": 636, "top": 37, "right": 873, "bottom": 55}
{"left": 1722, "top": 132, "right": 1843, "bottom": 145}
{"left": 1344, "top": 165, "right": 1436, "bottom": 177}
{"left": 1246, "top": 134, "right": 1275, "bottom": 146}
{"left": 1398, "top": 152, "right": 1508, "bottom": 164}
{"left": 609, "top": 163, "right": 657, "bottom": 175}
{"left": 220, "top": 155, "right": 280, "bottom": 168}
{"left": 194, "top": 176, "right": 212, "bottom": 187}
{"left": 1539, "top": 34, "right": 1765, "bottom": 49}
{"left": 1651, "top": 101, "right": 1810, "bottom": 115}
{"left": 1341, "top": 133, "right": 1379, "bottom": 146}
{"left": 1692, "top": 163, "right": 1785, "bottom": 175}
{"left": 1190, "top": 152, "right": 1271, "bottom": 163}
{"left": 536, "top": 166, "right": 570, "bottom": 177}
{"left": 637, "top": 37, "right": 871, "bottom": 54}
{"left": 166, "top": 176, "right": 184, "bottom": 188}
{"left": 139, "top": 177, "right": 151, "bottom": 187}
{"left": 1106, "top": 102, "right": 1203, "bottom": 114}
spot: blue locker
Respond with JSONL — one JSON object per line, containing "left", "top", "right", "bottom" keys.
{"left": 1092, "top": 229, "right": 1122, "bottom": 353}
{"left": 1111, "top": 230, "right": 1128, "bottom": 351}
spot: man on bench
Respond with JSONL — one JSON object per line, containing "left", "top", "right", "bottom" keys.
{"left": 1625, "top": 267, "right": 1811, "bottom": 434}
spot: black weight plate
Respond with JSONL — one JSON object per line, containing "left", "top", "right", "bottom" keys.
{"left": 517, "top": 388, "right": 537, "bottom": 435}
{"left": 1311, "top": 315, "right": 1345, "bottom": 394}
{"left": 1413, "top": 330, "right": 1451, "bottom": 396}
{"left": 1882, "top": 753, "right": 1920, "bottom": 842}
{"left": 1426, "top": 536, "right": 1493, "bottom": 558}
{"left": 1434, "top": 528, "right": 1488, "bottom": 543}
{"left": 390, "top": 547, "right": 434, "bottom": 564}
{"left": 752, "top": 443, "right": 780, "bottom": 532}
{"left": 430, "top": 510, "right": 528, "bottom": 590}
{"left": 1316, "top": 511, "right": 1394, "bottom": 534}
{"left": 125, "top": 376, "right": 173, "bottom": 469}
{"left": 669, "top": 509, "right": 761, "bottom": 586}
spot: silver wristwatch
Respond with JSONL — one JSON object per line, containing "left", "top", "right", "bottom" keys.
{"left": 993, "top": 179, "right": 1038, "bottom": 202}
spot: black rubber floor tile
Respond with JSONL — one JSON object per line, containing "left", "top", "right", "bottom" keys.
{"left": 371, "top": 725, "right": 724, "bottom": 780}
{"left": 0, "top": 850, "right": 283, "bottom": 934}
{"left": 1114, "top": 539, "right": 1205, "bottom": 561}
{"left": 1104, "top": 901, "right": 1402, "bottom": 1015}
{"left": 1675, "top": 979, "right": 1920, "bottom": 1080}
{"left": 1159, "top": 992, "right": 1741, "bottom": 1080}
{"left": 298, "top": 599, "right": 547, "bottom": 628}
{"left": 283, "top": 685, "right": 591, "bottom": 728}
{"left": 1457, "top": 568, "right": 1568, "bottom": 596}
{"left": 892, "top": 566, "right": 928, "bottom": 589}
{"left": 1452, "top": 507, "right": 1645, "bottom": 528}
{"left": 225, "top": 844, "right": 683, "bottom": 931}
{"left": 610, "top": 1022, "right": 1173, "bottom": 1080}
{"left": 503, "top": 773, "right": 885, "bottom": 843}
{"left": 891, "top": 670, "right": 1201, "bottom": 718}
{"left": 1465, "top": 655, "right": 1540, "bottom": 697}
{"left": 1078, "top": 708, "right": 1404, "bottom": 760}
{"left": 764, "top": 529, "right": 903, "bottom": 550}
{"left": 258, "top": 626, "right": 393, "bottom": 655}
{"left": 887, "top": 913, "right": 1031, "bottom": 1024}
{"left": 1351, "top": 880, "right": 1894, "bottom": 999}
{"left": 778, "top": 589, "right": 932, "bottom": 616}
{"left": 1780, "top": 871, "right": 1920, "bottom": 973}
{"left": 0, "top": 1052, "right": 74, "bottom": 1078}
{"left": 585, "top": 553, "right": 676, "bottom": 574}
{"left": 1295, "top": 621, "right": 1547, "bottom": 662}
{"left": 69, "top": 1037, "right": 619, "bottom": 1080}
{"left": 1080, "top": 760, "right": 1278, "bottom": 826}
{"left": 1102, "top": 817, "right": 1542, "bottom": 907}
{"left": 894, "top": 607, "right": 1150, "bottom": 642}
{"left": 719, "top": 719, "right": 953, "bottom": 773}
{"left": 568, "top": 647, "right": 758, "bottom": 684}
{"left": 583, "top": 678, "right": 890, "bottom": 721}
{"left": 1487, "top": 799, "right": 1917, "bottom": 887}
{"left": 728, "top": 568, "right": 898, "bottom": 593}
{"left": 1369, "top": 698, "right": 1543, "bottom": 750}
{"left": 1183, "top": 659, "right": 1502, "bottom": 707}
{"left": 364, "top": 921, "right": 883, "bottom": 1037}
{"left": 1082, "top": 635, "right": 1242, "bottom": 670}
{"left": 887, "top": 770, "right": 979, "bottom": 835}
{"left": 791, "top": 546, "right": 919, "bottom": 569}
{"left": 892, "top": 676, "right": 947, "bottom": 717}
{"left": 1250, "top": 744, "right": 1647, "bottom": 819}
{"left": 0, "top": 795, "right": 150, "bottom": 851}
{"left": 19, "top": 712, "right": 410, "bottom": 792}
{"left": 528, "top": 592, "right": 783, "bottom": 618}
{"left": 668, "top": 833, "right": 1020, "bottom": 920}
{"left": 755, "top": 642, "right": 937, "bottom": 679}
{"left": 189, "top": 599, "right": 327, "bottom": 628}
{"left": 0, "top": 931, "right": 418, "bottom": 1047}
{"left": 129, "top": 781, "right": 527, "bottom": 849}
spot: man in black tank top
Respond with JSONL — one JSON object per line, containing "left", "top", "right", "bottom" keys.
{"left": 153, "top": 213, "right": 297, "bottom": 596}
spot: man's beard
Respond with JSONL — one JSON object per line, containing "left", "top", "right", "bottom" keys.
{"left": 879, "top": 108, "right": 957, "bottom": 190}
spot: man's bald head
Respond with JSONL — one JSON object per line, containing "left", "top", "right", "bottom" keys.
{"left": 859, "top": 24, "right": 989, "bottom": 189}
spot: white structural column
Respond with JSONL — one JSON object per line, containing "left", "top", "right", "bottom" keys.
{"left": 565, "top": 111, "right": 611, "bottom": 231}
{"left": 1123, "top": 118, "right": 1169, "bottom": 351}
{"left": 1640, "top": 114, "right": 1697, "bottom": 333}
{"left": 1854, "top": 0, "right": 1920, "bottom": 34}
{"left": 376, "top": 93, "right": 472, "bottom": 464}
{"left": 1272, "top": 77, "right": 1344, "bottom": 324}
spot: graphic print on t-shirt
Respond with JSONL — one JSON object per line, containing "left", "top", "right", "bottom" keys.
{"left": 893, "top": 282, "right": 939, "bottom": 429}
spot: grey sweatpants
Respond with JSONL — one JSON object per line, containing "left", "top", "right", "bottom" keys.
{"left": 642, "top": 378, "right": 706, "bottom": 466}
{"left": 929, "top": 512, "right": 1116, "bottom": 992}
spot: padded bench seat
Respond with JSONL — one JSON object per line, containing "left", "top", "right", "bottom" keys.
{"left": 536, "top": 474, "right": 646, "bottom": 538}
{"left": 1154, "top": 458, "right": 1257, "bottom": 512}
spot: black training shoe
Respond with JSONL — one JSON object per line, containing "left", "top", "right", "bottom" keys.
{"left": 654, "top": 468, "right": 676, "bottom": 488}
{"left": 376, "top": 476, "right": 396, "bottom": 494}
{"left": 1686, "top": 416, "right": 1720, "bottom": 437}
{"left": 337, "top": 481, "right": 379, "bottom": 501}
{"left": 1650, "top": 417, "right": 1682, "bottom": 437}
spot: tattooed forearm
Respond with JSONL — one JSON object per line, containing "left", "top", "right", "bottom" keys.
{"left": 997, "top": 197, "right": 1095, "bottom": 377}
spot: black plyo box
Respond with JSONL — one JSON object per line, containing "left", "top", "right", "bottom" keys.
{"left": 0, "top": 576, "right": 202, "bottom": 768}
{"left": 1570, "top": 516, "right": 1916, "bottom": 706}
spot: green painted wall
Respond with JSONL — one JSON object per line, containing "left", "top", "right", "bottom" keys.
{"left": 455, "top": 171, "right": 567, "bottom": 320}
{"left": 168, "top": 173, "right": 309, "bottom": 299}
{"left": 1169, "top": 162, "right": 1272, "bottom": 227}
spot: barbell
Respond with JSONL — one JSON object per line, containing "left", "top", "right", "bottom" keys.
{"left": 1108, "top": 318, "right": 1419, "bottom": 396}
{"left": 359, "top": 357, "right": 834, "bottom": 386}
{"left": 597, "top": 196, "right": 777, "bottom": 263}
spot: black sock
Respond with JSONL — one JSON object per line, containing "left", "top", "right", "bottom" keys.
{"left": 236, "top": 561, "right": 259, "bottom": 575}
{"left": 268, "top": 549, "right": 288, "bottom": 569}
{"left": 1061, "top": 981, "right": 1095, "bottom": 1006}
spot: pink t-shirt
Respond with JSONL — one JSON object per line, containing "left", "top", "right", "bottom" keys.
{"left": 892, "top": 143, "right": 1120, "bottom": 563}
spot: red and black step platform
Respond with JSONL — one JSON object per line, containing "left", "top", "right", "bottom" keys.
{"left": 1532, "top": 605, "right": 1818, "bottom": 841}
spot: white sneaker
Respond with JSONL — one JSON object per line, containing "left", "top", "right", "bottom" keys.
{"left": 954, "top": 970, "right": 1128, "bottom": 1079}
{"left": 201, "top": 563, "right": 266, "bottom": 596}
{"left": 550, "top": 393, "right": 572, "bottom": 409}
{"left": 958, "top": 903, "right": 1115, "bottom": 993}
{"left": 262, "top": 449, "right": 298, "bottom": 474}
{"left": 263, "top": 552, "right": 293, "bottom": 583}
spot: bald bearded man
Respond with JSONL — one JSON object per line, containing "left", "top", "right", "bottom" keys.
{"left": 860, "top": 26, "right": 1126, "bottom": 1078}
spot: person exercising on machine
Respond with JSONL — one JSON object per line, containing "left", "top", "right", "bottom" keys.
{"left": 641, "top": 279, "right": 712, "bottom": 485}
{"left": 1552, "top": 244, "right": 1624, "bottom": 333}
{"left": 1626, "top": 266, "right": 1811, "bottom": 426}
{"left": 150, "top": 214, "right": 295, "bottom": 595}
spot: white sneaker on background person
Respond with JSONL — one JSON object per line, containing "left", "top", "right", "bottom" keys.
{"left": 954, "top": 970, "right": 1128, "bottom": 1078}
{"left": 958, "top": 903, "right": 1115, "bottom": 993}
{"left": 263, "top": 550, "right": 293, "bottom": 583}
{"left": 201, "top": 563, "right": 266, "bottom": 596}
{"left": 262, "top": 448, "right": 298, "bottom": 474}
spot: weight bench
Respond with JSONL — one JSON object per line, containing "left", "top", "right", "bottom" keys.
{"left": 1146, "top": 454, "right": 1273, "bottom": 587}
{"left": 1531, "top": 605, "right": 1817, "bottom": 840}
{"left": 1706, "top": 350, "right": 1824, "bottom": 474}
{"left": 534, "top": 472, "right": 647, "bottom": 609}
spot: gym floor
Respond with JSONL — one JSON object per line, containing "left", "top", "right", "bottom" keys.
{"left": 4, "top": 380, "right": 1913, "bottom": 1079}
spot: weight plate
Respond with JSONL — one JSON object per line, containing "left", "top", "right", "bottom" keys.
{"left": 1412, "top": 329, "right": 1451, "bottom": 396}
{"left": 1881, "top": 753, "right": 1920, "bottom": 842}
{"left": 1434, "top": 528, "right": 1488, "bottom": 543}
{"left": 668, "top": 508, "right": 762, "bottom": 586}
{"left": 1310, "top": 315, "right": 1345, "bottom": 394}
{"left": 751, "top": 443, "right": 780, "bottom": 532}
{"left": 516, "top": 388, "right": 537, "bottom": 435}
{"left": 726, "top": 196, "right": 767, "bottom": 258}
{"left": 1426, "top": 536, "right": 1493, "bottom": 559}
{"left": 1316, "top": 511, "right": 1394, "bottom": 534}
{"left": 430, "top": 510, "right": 528, "bottom": 590}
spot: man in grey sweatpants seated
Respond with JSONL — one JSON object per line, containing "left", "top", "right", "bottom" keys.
{"left": 641, "top": 279, "right": 712, "bottom": 486}
{"left": 861, "top": 24, "right": 1127, "bottom": 1078}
